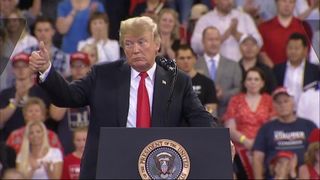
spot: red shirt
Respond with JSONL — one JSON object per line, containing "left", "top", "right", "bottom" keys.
{"left": 258, "top": 17, "right": 310, "bottom": 65}
{"left": 62, "top": 153, "right": 81, "bottom": 180}
{"left": 308, "top": 164, "right": 320, "bottom": 179}
{"left": 6, "top": 126, "right": 63, "bottom": 153}
{"left": 223, "top": 93, "right": 275, "bottom": 139}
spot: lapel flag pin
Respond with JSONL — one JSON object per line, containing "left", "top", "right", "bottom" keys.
{"left": 162, "top": 80, "right": 166, "bottom": 85}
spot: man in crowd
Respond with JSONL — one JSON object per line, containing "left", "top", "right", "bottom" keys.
{"left": 175, "top": 44, "right": 218, "bottom": 115}
{"left": 252, "top": 87, "right": 317, "bottom": 179}
{"left": 195, "top": 26, "right": 242, "bottom": 117}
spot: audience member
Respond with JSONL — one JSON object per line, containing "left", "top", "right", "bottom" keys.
{"left": 56, "top": 0, "right": 105, "bottom": 53}
{"left": 24, "top": 16, "right": 70, "bottom": 77}
{"left": 0, "top": 0, "right": 17, "bottom": 18}
{"left": 16, "top": 121, "right": 63, "bottom": 179}
{"left": 252, "top": 87, "right": 317, "bottom": 179}
{"left": 298, "top": 128, "right": 320, "bottom": 179}
{"left": 61, "top": 127, "right": 88, "bottom": 179}
{"left": 0, "top": 142, "right": 16, "bottom": 177}
{"left": 2, "top": 10, "right": 38, "bottom": 88}
{"left": 80, "top": 44, "right": 98, "bottom": 65}
{"left": 258, "top": 0, "right": 312, "bottom": 67}
{"left": 223, "top": 67, "right": 275, "bottom": 178}
{"left": 131, "top": 0, "right": 167, "bottom": 19}
{"left": 239, "top": 34, "right": 277, "bottom": 94}
{"left": 195, "top": 26, "right": 242, "bottom": 117}
{"left": 268, "top": 151, "right": 298, "bottom": 179}
{"left": 157, "top": 8, "right": 181, "bottom": 59}
{"left": 77, "top": 12, "right": 120, "bottom": 64}
{"left": 0, "top": 28, "right": 10, "bottom": 92}
{"left": 0, "top": 53, "right": 51, "bottom": 141}
{"left": 50, "top": 52, "right": 91, "bottom": 154}
{"left": 176, "top": 44, "right": 218, "bottom": 115}
{"left": 6, "top": 97, "right": 63, "bottom": 153}
{"left": 187, "top": 4, "right": 209, "bottom": 44}
{"left": 273, "top": 33, "right": 319, "bottom": 104}
{"left": 191, "top": 0, "right": 262, "bottom": 61}
{"left": 2, "top": 168, "right": 25, "bottom": 179}
{"left": 297, "top": 81, "right": 320, "bottom": 127}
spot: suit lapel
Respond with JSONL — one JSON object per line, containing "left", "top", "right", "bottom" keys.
{"left": 216, "top": 56, "right": 225, "bottom": 83}
{"left": 151, "top": 65, "right": 171, "bottom": 127}
{"left": 117, "top": 62, "right": 131, "bottom": 127}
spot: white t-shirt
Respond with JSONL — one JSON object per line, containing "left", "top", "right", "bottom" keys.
{"left": 17, "top": 148, "right": 63, "bottom": 179}
{"left": 297, "top": 87, "right": 320, "bottom": 127}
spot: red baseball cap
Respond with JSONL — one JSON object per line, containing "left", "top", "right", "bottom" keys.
{"left": 11, "top": 52, "right": 30, "bottom": 65}
{"left": 270, "top": 151, "right": 295, "bottom": 165}
{"left": 272, "top": 87, "right": 293, "bottom": 100}
{"left": 70, "top": 52, "right": 90, "bottom": 66}
{"left": 308, "top": 128, "right": 320, "bottom": 143}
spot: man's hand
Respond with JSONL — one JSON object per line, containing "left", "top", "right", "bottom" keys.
{"left": 29, "top": 41, "right": 50, "bottom": 73}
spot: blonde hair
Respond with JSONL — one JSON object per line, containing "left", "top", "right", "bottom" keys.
{"left": 304, "top": 142, "right": 320, "bottom": 166}
{"left": 119, "top": 16, "right": 161, "bottom": 48}
{"left": 22, "top": 97, "right": 47, "bottom": 122}
{"left": 157, "top": 8, "right": 180, "bottom": 40}
{"left": 17, "top": 121, "right": 50, "bottom": 177}
{"left": 72, "top": 126, "right": 88, "bottom": 140}
{"left": 80, "top": 44, "right": 98, "bottom": 64}
{"left": 5, "top": 9, "right": 28, "bottom": 38}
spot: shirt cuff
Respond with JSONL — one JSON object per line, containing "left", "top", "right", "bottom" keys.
{"left": 39, "top": 63, "right": 52, "bottom": 83}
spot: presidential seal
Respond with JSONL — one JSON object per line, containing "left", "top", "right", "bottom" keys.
{"left": 138, "top": 139, "right": 190, "bottom": 179}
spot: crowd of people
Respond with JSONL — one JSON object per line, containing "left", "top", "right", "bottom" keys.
{"left": 0, "top": 0, "right": 319, "bottom": 179}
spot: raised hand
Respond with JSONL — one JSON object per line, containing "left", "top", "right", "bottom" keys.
{"left": 29, "top": 41, "right": 51, "bottom": 73}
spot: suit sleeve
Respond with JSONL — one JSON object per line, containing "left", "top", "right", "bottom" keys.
{"left": 182, "top": 75, "right": 218, "bottom": 127}
{"left": 39, "top": 66, "right": 96, "bottom": 108}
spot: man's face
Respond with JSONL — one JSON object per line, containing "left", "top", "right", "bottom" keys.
{"left": 203, "top": 28, "right": 221, "bottom": 56}
{"left": 0, "top": 0, "right": 16, "bottom": 17}
{"left": 176, "top": 49, "right": 196, "bottom": 73}
{"left": 90, "top": 18, "right": 108, "bottom": 37}
{"left": 277, "top": 0, "right": 296, "bottom": 17}
{"left": 13, "top": 61, "right": 32, "bottom": 80}
{"left": 273, "top": 94, "right": 294, "bottom": 118}
{"left": 240, "top": 39, "right": 260, "bottom": 60}
{"left": 70, "top": 61, "right": 90, "bottom": 80}
{"left": 215, "top": 0, "right": 234, "bottom": 14}
{"left": 286, "top": 39, "right": 307, "bottom": 65}
{"left": 123, "top": 31, "right": 160, "bottom": 72}
{"left": 34, "top": 22, "right": 55, "bottom": 44}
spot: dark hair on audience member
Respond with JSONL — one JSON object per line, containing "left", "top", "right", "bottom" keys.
{"left": 34, "top": 16, "right": 55, "bottom": 29}
{"left": 288, "top": 33, "right": 308, "bottom": 47}
{"left": 88, "top": 12, "right": 109, "bottom": 36}
{"left": 175, "top": 44, "right": 196, "bottom": 57}
{"left": 202, "top": 26, "right": 220, "bottom": 40}
{"left": 241, "top": 67, "right": 266, "bottom": 93}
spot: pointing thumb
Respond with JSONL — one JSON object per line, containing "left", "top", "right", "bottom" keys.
{"left": 39, "top": 41, "right": 47, "bottom": 57}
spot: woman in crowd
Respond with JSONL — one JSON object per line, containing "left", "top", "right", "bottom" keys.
{"left": 6, "top": 97, "right": 63, "bottom": 153}
{"left": 56, "top": 0, "right": 105, "bottom": 53}
{"left": 16, "top": 121, "right": 63, "bottom": 179}
{"left": 77, "top": 12, "right": 120, "bottom": 64}
{"left": 223, "top": 67, "right": 275, "bottom": 178}
{"left": 80, "top": 44, "right": 98, "bottom": 65}
{"left": 299, "top": 128, "right": 320, "bottom": 179}
{"left": 157, "top": 8, "right": 181, "bottom": 60}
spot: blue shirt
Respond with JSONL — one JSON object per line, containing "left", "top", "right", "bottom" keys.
{"left": 57, "top": 0, "right": 105, "bottom": 53}
{"left": 253, "top": 117, "right": 317, "bottom": 178}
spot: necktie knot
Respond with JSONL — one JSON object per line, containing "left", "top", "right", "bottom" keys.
{"left": 139, "top": 72, "right": 148, "bottom": 79}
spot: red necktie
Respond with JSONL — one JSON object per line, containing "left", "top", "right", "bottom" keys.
{"left": 136, "top": 72, "right": 151, "bottom": 128}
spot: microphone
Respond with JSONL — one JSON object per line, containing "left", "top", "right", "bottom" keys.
{"left": 155, "top": 55, "right": 177, "bottom": 74}
{"left": 155, "top": 55, "right": 178, "bottom": 126}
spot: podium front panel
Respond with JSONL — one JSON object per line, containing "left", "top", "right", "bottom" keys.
{"left": 96, "top": 127, "right": 233, "bottom": 179}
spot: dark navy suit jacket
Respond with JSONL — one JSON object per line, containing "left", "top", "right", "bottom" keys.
{"left": 40, "top": 60, "right": 215, "bottom": 178}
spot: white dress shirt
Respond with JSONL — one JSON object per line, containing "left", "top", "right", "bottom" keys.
{"left": 126, "top": 63, "right": 156, "bottom": 127}
{"left": 204, "top": 53, "right": 220, "bottom": 75}
{"left": 297, "top": 87, "right": 320, "bottom": 127}
{"left": 284, "top": 61, "right": 305, "bottom": 104}
{"left": 191, "top": 8, "right": 263, "bottom": 61}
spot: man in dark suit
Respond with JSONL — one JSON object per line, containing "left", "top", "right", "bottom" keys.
{"left": 29, "top": 16, "right": 216, "bottom": 178}
{"left": 273, "top": 33, "right": 320, "bottom": 104}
